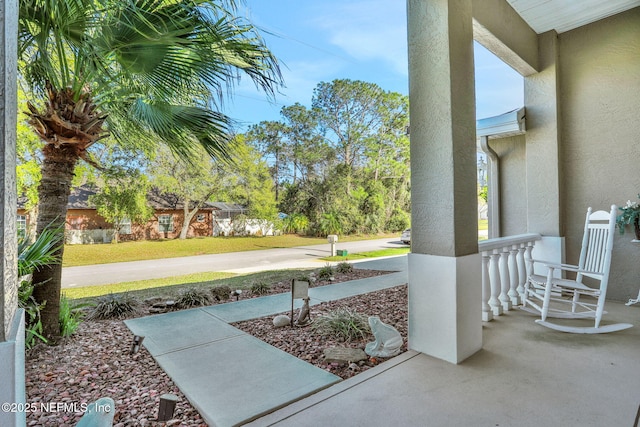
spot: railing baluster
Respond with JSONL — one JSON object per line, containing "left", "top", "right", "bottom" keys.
{"left": 499, "top": 249, "right": 512, "bottom": 311}
{"left": 489, "top": 250, "right": 503, "bottom": 316}
{"left": 516, "top": 243, "right": 527, "bottom": 299}
{"left": 481, "top": 252, "right": 493, "bottom": 321}
{"left": 508, "top": 245, "right": 520, "bottom": 305}
{"left": 479, "top": 233, "right": 541, "bottom": 322}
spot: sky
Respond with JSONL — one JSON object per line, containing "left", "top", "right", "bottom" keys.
{"left": 224, "top": 0, "right": 524, "bottom": 132}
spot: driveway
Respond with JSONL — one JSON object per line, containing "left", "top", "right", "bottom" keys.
{"left": 61, "top": 237, "right": 407, "bottom": 288}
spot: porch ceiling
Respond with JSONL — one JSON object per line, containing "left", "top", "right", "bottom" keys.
{"left": 507, "top": 0, "right": 640, "bottom": 33}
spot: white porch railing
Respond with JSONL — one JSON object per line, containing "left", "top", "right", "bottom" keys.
{"left": 478, "top": 233, "right": 541, "bottom": 321}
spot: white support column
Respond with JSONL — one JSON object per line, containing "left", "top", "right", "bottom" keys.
{"left": 407, "top": 0, "right": 481, "bottom": 364}
{"left": 0, "top": 1, "right": 23, "bottom": 426}
{"left": 409, "top": 253, "right": 481, "bottom": 363}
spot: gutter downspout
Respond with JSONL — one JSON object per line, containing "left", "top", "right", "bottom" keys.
{"left": 480, "top": 135, "right": 500, "bottom": 238}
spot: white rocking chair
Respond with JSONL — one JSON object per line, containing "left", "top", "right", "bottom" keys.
{"left": 521, "top": 205, "right": 633, "bottom": 334}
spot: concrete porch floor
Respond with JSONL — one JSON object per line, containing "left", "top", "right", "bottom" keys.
{"left": 248, "top": 300, "right": 640, "bottom": 427}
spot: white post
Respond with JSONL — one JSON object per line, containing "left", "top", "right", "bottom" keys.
{"left": 481, "top": 253, "right": 493, "bottom": 321}
{"left": 489, "top": 250, "right": 503, "bottom": 316}
{"left": 499, "top": 250, "right": 512, "bottom": 311}
{"left": 516, "top": 243, "right": 527, "bottom": 299}
{"left": 508, "top": 245, "right": 520, "bottom": 305}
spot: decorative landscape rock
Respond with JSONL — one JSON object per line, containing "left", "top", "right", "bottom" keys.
{"left": 323, "top": 347, "right": 368, "bottom": 365}
{"left": 365, "top": 316, "right": 403, "bottom": 358}
{"left": 149, "top": 300, "right": 176, "bottom": 314}
{"left": 273, "top": 315, "right": 291, "bottom": 328}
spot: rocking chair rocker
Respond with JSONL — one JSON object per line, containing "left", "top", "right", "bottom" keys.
{"left": 521, "top": 205, "right": 633, "bottom": 334}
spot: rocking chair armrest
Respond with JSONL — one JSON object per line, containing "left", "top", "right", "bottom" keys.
{"left": 529, "top": 259, "right": 604, "bottom": 277}
{"left": 541, "top": 262, "right": 603, "bottom": 277}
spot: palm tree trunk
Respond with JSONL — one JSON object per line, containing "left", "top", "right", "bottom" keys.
{"left": 31, "top": 144, "right": 79, "bottom": 340}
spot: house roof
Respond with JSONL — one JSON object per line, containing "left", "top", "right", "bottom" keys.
{"left": 68, "top": 186, "right": 99, "bottom": 209}
{"left": 21, "top": 185, "right": 244, "bottom": 212}
{"left": 208, "top": 202, "right": 246, "bottom": 212}
{"left": 506, "top": 0, "right": 640, "bottom": 34}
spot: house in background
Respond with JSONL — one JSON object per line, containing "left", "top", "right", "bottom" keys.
{"left": 17, "top": 186, "right": 247, "bottom": 244}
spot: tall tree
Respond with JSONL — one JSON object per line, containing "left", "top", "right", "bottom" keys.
{"left": 150, "top": 146, "right": 220, "bottom": 240}
{"left": 312, "top": 79, "right": 386, "bottom": 168}
{"left": 246, "top": 120, "right": 287, "bottom": 201}
{"left": 90, "top": 169, "right": 154, "bottom": 243}
{"left": 280, "top": 103, "right": 332, "bottom": 182}
{"left": 19, "top": 0, "right": 281, "bottom": 339}
{"left": 214, "top": 136, "right": 277, "bottom": 235}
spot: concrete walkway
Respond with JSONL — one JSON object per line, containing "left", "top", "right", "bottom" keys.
{"left": 124, "top": 257, "right": 408, "bottom": 426}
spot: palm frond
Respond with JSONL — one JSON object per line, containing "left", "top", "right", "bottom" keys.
{"left": 19, "top": 0, "right": 282, "bottom": 164}
{"left": 18, "top": 223, "right": 64, "bottom": 277}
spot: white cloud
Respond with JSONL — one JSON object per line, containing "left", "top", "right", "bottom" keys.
{"left": 277, "top": 58, "right": 345, "bottom": 105}
{"left": 311, "top": 0, "right": 408, "bottom": 76}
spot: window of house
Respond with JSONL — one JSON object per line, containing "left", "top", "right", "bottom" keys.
{"left": 17, "top": 215, "right": 26, "bottom": 239}
{"left": 196, "top": 213, "right": 206, "bottom": 223}
{"left": 158, "top": 214, "right": 173, "bottom": 233}
{"left": 119, "top": 217, "right": 132, "bottom": 235}
{"left": 69, "top": 217, "right": 82, "bottom": 230}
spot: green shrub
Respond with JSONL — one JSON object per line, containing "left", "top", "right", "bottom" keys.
{"left": 18, "top": 280, "right": 47, "bottom": 349}
{"left": 176, "top": 288, "right": 211, "bottom": 308}
{"left": 318, "top": 263, "right": 334, "bottom": 280}
{"left": 211, "top": 285, "right": 231, "bottom": 301}
{"left": 88, "top": 293, "right": 139, "bottom": 320}
{"left": 335, "top": 262, "right": 353, "bottom": 274}
{"left": 59, "top": 295, "right": 88, "bottom": 337}
{"left": 385, "top": 209, "right": 410, "bottom": 233}
{"left": 250, "top": 281, "right": 270, "bottom": 295}
{"left": 297, "top": 273, "right": 312, "bottom": 283}
{"left": 311, "top": 308, "right": 370, "bottom": 342}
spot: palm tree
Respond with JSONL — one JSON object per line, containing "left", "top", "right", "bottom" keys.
{"left": 18, "top": 0, "right": 281, "bottom": 339}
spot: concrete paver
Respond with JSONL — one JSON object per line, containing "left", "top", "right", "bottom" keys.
{"left": 124, "top": 255, "right": 408, "bottom": 426}
{"left": 153, "top": 335, "right": 340, "bottom": 427}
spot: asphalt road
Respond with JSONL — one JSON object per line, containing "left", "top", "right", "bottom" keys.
{"left": 61, "top": 237, "right": 408, "bottom": 288}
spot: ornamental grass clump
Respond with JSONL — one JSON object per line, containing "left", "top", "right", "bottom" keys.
{"left": 335, "top": 261, "right": 353, "bottom": 274}
{"left": 318, "top": 263, "right": 334, "bottom": 280}
{"left": 88, "top": 293, "right": 139, "bottom": 320}
{"left": 176, "top": 288, "right": 211, "bottom": 308}
{"left": 311, "top": 308, "right": 371, "bottom": 342}
{"left": 250, "top": 281, "right": 270, "bottom": 295}
{"left": 211, "top": 285, "right": 232, "bottom": 301}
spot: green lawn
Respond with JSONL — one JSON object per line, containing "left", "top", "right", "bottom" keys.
{"left": 321, "top": 247, "right": 410, "bottom": 262}
{"left": 64, "top": 269, "right": 315, "bottom": 302}
{"left": 63, "top": 233, "right": 396, "bottom": 267}
{"left": 479, "top": 219, "right": 488, "bottom": 231}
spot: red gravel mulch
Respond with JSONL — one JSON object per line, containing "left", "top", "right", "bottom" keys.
{"left": 233, "top": 284, "right": 407, "bottom": 380}
{"left": 25, "top": 267, "right": 407, "bottom": 426}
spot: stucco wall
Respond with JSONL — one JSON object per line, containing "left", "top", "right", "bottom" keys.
{"left": 490, "top": 134, "right": 527, "bottom": 236}
{"left": 558, "top": 7, "right": 640, "bottom": 301}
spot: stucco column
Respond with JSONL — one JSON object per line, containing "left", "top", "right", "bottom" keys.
{"left": 524, "top": 31, "right": 565, "bottom": 267}
{"left": 0, "top": 1, "right": 25, "bottom": 426}
{"left": 407, "top": 0, "right": 481, "bottom": 364}
{"left": 0, "top": 0, "right": 17, "bottom": 342}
